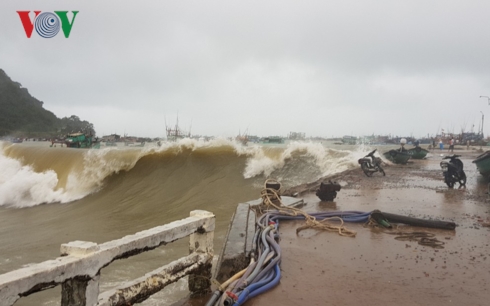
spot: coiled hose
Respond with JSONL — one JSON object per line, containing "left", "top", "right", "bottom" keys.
{"left": 207, "top": 210, "right": 372, "bottom": 306}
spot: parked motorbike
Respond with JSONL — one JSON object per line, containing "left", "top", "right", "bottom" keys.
{"left": 440, "top": 155, "right": 466, "bottom": 188}
{"left": 358, "top": 149, "right": 385, "bottom": 177}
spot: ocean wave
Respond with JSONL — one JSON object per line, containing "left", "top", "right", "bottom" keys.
{"left": 0, "top": 139, "right": 376, "bottom": 207}
{"left": 243, "top": 141, "right": 376, "bottom": 186}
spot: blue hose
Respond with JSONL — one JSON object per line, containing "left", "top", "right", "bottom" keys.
{"left": 247, "top": 264, "right": 281, "bottom": 299}
{"left": 243, "top": 226, "right": 273, "bottom": 285}
{"left": 235, "top": 264, "right": 281, "bottom": 305}
{"left": 249, "top": 233, "right": 281, "bottom": 284}
{"left": 236, "top": 268, "right": 275, "bottom": 303}
{"left": 209, "top": 210, "right": 371, "bottom": 306}
{"left": 269, "top": 210, "right": 371, "bottom": 223}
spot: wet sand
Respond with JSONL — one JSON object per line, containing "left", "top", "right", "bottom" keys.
{"left": 248, "top": 148, "right": 490, "bottom": 306}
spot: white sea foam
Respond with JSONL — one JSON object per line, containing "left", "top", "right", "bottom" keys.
{"left": 242, "top": 141, "right": 376, "bottom": 180}
{"left": 0, "top": 148, "right": 67, "bottom": 207}
{"left": 103, "top": 138, "right": 375, "bottom": 186}
{"left": 66, "top": 147, "right": 142, "bottom": 197}
{"left": 0, "top": 145, "right": 141, "bottom": 207}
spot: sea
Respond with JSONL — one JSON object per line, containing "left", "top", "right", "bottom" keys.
{"left": 0, "top": 139, "right": 392, "bottom": 305}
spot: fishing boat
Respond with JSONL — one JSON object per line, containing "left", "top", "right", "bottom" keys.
{"left": 236, "top": 128, "right": 249, "bottom": 145}
{"left": 383, "top": 149, "right": 411, "bottom": 164}
{"left": 262, "top": 136, "right": 284, "bottom": 144}
{"left": 341, "top": 135, "right": 357, "bottom": 145}
{"left": 406, "top": 146, "right": 429, "bottom": 159}
{"left": 10, "top": 138, "right": 23, "bottom": 143}
{"left": 125, "top": 141, "right": 145, "bottom": 147}
{"left": 472, "top": 151, "right": 490, "bottom": 177}
{"left": 64, "top": 133, "right": 100, "bottom": 149}
{"left": 165, "top": 119, "right": 190, "bottom": 142}
{"left": 236, "top": 135, "right": 248, "bottom": 145}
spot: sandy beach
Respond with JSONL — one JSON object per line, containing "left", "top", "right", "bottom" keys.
{"left": 243, "top": 147, "right": 490, "bottom": 306}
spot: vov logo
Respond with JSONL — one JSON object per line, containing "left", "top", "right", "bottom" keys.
{"left": 17, "top": 11, "right": 79, "bottom": 38}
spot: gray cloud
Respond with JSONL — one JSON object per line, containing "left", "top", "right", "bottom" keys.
{"left": 1, "top": 1, "right": 490, "bottom": 138}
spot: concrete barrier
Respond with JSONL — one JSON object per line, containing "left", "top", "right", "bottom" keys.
{"left": 0, "top": 210, "right": 215, "bottom": 306}
{"left": 214, "top": 197, "right": 304, "bottom": 283}
{"left": 215, "top": 203, "right": 256, "bottom": 283}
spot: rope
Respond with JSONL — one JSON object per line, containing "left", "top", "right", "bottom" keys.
{"left": 257, "top": 179, "right": 357, "bottom": 237}
{"left": 366, "top": 218, "right": 445, "bottom": 249}
{"left": 392, "top": 232, "right": 445, "bottom": 249}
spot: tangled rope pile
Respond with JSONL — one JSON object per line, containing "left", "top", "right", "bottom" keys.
{"left": 257, "top": 179, "right": 357, "bottom": 237}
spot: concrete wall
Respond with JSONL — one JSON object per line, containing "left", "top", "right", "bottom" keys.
{"left": 0, "top": 210, "right": 215, "bottom": 306}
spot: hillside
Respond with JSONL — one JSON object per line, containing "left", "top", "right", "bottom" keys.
{"left": 0, "top": 69, "right": 94, "bottom": 138}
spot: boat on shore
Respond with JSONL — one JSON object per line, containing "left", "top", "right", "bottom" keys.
{"left": 125, "top": 141, "right": 145, "bottom": 147}
{"left": 104, "top": 141, "right": 117, "bottom": 147}
{"left": 383, "top": 149, "right": 411, "bottom": 164}
{"left": 406, "top": 146, "right": 429, "bottom": 159}
{"left": 472, "top": 151, "right": 490, "bottom": 177}
{"left": 166, "top": 120, "right": 190, "bottom": 142}
{"left": 262, "top": 136, "right": 284, "bottom": 144}
{"left": 341, "top": 135, "right": 357, "bottom": 145}
{"left": 10, "top": 138, "right": 23, "bottom": 143}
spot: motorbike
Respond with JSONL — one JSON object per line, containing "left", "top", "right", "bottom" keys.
{"left": 358, "top": 149, "right": 385, "bottom": 177}
{"left": 440, "top": 155, "right": 466, "bottom": 188}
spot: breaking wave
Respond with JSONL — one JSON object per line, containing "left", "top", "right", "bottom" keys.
{"left": 0, "top": 139, "right": 374, "bottom": 208}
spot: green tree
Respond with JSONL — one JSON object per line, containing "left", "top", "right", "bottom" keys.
{"left": 59, "top": 115, "right": 96, "bottom": 136}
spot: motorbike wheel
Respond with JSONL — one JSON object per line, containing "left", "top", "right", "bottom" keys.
{"left": 458, "top": 172, "right": 467, "bottom": 187}
{"left": 444, "top": 175, "right": 455, "bottom": 189}
{"left": 361, "top": 164, "right": 373, "bottom": 177}
{"left": 378, "top": 166, "right": 386, "bottom": 176}
{"left": 445, "top": 181, "right": 454, "bottom": 188}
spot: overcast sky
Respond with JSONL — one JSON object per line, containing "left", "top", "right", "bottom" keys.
{"left": 1, "top": 1, "right": 490, "bottom": 139}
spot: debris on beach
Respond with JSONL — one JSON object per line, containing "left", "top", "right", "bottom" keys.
{"left": 315, "top": 180, "right": 341, "bottom": 201}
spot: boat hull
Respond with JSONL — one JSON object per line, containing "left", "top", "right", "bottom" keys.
{"left": 262, "top": 136, "right": 284, "bottom": 143}
{"left": 383, "top": 150, "right": 411, "bottom": 164}
{"left": 406, "top": 147, "right": 429, "bottom": 159}
{"left": 472, "top": 151, "right": 490, "bottom": 177}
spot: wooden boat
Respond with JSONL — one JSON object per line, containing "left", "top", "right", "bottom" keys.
{"left": 10, "top": 138, "right": 23, "bottom": 143}
{"left": 341, "top": 135, "right": 357, "bottom": 145}
{"left": 383, "top": 149, "right": 411, "bottom": 164}
{"left": 262, "top": 136, "right": 284, "bottom": 144}
{"left": 65, "top": 133, "right": 100, "bottom": 149}
{"left": 406, "top": 147, "right": 429, "bottom": 159}
{"left": 125, "top": 141, "right": 145, "bottom": 147}
{"left": 236, "top": 135, "right": 248, "bottom": 145}
{"left": 166, "top": 118, "right": 190, "bottom": 142}
{"left": 472, "top": 151, "right": 490, "bottom": 177}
